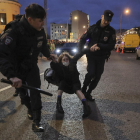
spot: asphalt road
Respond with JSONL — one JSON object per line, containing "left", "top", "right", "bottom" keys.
{"left": 0, "top": 50, "right": 140, "bottom": 140}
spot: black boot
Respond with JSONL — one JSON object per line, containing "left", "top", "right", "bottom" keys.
{"left": 86, "top": 94, "right": 95, "bottom": 101}
{"left": 82, "top": 100, "right": 91, "bottom": 118}
{"left": 32, "top": 110, "right": 44, "bottom": 132}
{"left": 56, "top": 96, "right": 64, "bottom": 114}
{"left": 86, "top": 91, "right": 95, "bottom": 102}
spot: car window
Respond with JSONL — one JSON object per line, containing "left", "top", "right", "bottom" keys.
{"left": 63, "top": 43, "right": 78, "bottom": 48}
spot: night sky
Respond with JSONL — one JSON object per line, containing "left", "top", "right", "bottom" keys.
{"left": 18, "top": 0, "right": 140, "bottom": 35}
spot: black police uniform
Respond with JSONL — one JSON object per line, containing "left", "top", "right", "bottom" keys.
{"left": 78, "top": 17, "right": 116, "bottom": 99}
{"left": 0, "top": 15, "right": 50, "bottom": 128}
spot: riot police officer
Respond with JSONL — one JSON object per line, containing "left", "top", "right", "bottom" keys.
{"left": 0, "top": 4, "right": 54, "bottom": 132}
{"left": 77, "top": 10, "right": 116, "bottom": 101}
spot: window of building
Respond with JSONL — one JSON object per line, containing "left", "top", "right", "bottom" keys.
{"left": 52, "top": 32, "right": 53, "bottom": 34}
{"left": 13, "top": 15, "right": 16, "bottom": 20}
{"left": 0, "top": 13, "right": 6, "bottom": 25}
{"left": 52, "top": 28, "right": 53, "bottom": 30}
{"left": 55, "top": 26, "right": 56, "bottom": 28}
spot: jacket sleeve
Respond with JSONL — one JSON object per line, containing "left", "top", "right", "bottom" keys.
{"left": 0, "top": 28, "right": 17, "bottom": 79}
{"left": 50, "top": 61, "right": 62, "bottom": 72}
{"left": 71, "top": 48, "right": 89, "bottom": 63}
{"left": 97, "top": 29, "right": 116, "bottom": 51}
{"left": 78, "top": 26, "right": 93, "bottom": 51}
{"left": 41, "top": 32, "right": 51, "bottom": 58}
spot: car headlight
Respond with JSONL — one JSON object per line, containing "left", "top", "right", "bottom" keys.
{"left": 56, "top": 49, "right": 61, "bottom": 53}
{"left": 84, "top": 45, "right": 87, "bottom": 49}
{"left": 72, "top": 48, "right": 77, "bottom": 53}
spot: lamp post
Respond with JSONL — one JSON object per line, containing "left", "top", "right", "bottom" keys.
{"left": 66, "top": 18, "right": 70, "bottom": 43}
{"left": 120, "top": 9, "right": 130, "bottom": 36}
{"left": 66, "top": 21, "right": 68, "bottom": 42}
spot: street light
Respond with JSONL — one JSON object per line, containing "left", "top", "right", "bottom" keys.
{"left": 120, "top": 9, "right": 130, "bottom": 36}
{"left": 74, "top": 16, "right": 77, "bottom": 20}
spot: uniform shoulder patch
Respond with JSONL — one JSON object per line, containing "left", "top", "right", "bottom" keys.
{"left": 5, "top": 36, "right": 13, "bottom": 45}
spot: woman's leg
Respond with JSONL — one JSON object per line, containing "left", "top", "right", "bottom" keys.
{"left": 56, "top": 90, "right": 64, "bottom": 114}
{"left": 75, "top": 90, "right": 85, "bottom": 100}
{"left": 76, "top": 90, "right": 91, "bottom": 118}
{"left": 58, "top": 90, "right": 63, "bottom": 96}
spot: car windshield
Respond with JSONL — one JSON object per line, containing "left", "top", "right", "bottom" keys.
{"left": 62, "top": 43, "right": 78, "bottom": 48}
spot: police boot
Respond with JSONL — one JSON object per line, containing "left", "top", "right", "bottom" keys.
{"left": 86, "top": 91, "right": 95, "bottom": 102}
{"left": 82, "top": 100, "right": 91, "bottom": 118}
{"left": 32, "top": 110, "right": 44, "bottom": 132}
{"left": 56, "top": 96, "right": 64, "bottom": 114}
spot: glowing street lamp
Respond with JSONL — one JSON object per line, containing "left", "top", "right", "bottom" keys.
{"left": 125, "top": 10, "right": 129, "bottom": 14}
{"left": 120, "top": 9, "right": 130, "bottom": 35}
{"left": 74, "top": 16, "right": 77, "bottom": 20}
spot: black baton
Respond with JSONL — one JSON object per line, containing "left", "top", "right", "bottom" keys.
{"left": 1, "top": 78, "right": 53, "bottom": 96}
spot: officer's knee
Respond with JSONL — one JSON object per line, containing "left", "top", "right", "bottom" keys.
{"left": 87, "top": 73, "right": 95, "bottom": 79}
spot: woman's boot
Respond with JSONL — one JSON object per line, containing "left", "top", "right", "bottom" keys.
{"left": 56, "top": 96, "right": 64, "bottom": 114}
{"left": 82, "top": 100, "right": 91, "bottom": 118}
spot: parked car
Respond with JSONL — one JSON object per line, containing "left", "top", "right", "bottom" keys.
{"left": 55, "top": 43, "right": 79, "bottom": 56}
{"left": 135, "top": 44, "right": 140, "bottom": 60}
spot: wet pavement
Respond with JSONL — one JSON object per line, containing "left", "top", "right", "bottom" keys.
{"left": 0, "top": 51, "right": 140, "bottom": 140}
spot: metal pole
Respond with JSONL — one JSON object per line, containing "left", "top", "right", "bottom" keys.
{"left": 66, "top": 21, "right": 68, "bottom": 42}
{"left": 120, "top": 13, "right": 122, "bottom": 36}
{"left": 44, "top": 0, "right": 47, "bottom": 38}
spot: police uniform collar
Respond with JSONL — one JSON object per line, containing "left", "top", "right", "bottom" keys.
{"left": 20, "top": 15, "right": 40, "bottom": 35}
{"left": 96, "top": 19, "right": 110, "bottom": 29}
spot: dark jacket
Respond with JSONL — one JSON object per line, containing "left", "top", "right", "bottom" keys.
{"left": 50, "top": 61, "right": 80, "bottom": 85}
{"left": 0, "top": 15, "right": 50, "bottom": 79}
{"left": 79, "top": 19, "right": 116, "bottom": 58}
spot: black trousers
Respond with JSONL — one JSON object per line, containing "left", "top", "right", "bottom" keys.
{"left": 58, "top": 80, "right": 81, "bottom": 94}
{"left": 17, "top": 64, "right": 42, "bottom": 111}
{"left": 83, "top": 56, "right": 105, "bottom": 93}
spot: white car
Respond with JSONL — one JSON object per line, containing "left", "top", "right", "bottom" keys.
{"left": 136, "top": 45, "right": 140, "bottom": 60}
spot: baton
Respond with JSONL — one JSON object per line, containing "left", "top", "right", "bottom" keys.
{"left": 1, "top": 78, "right": 53, "bottom": 96}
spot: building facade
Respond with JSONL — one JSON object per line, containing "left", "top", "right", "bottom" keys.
{"left": 50, "top": 23, "right": 71, "bottom": 41}
{"left": 70, "top": 10, "right": 89, "bottom": 41}
{"left": 0, "top": 0, "right": 21, "bottom": 33}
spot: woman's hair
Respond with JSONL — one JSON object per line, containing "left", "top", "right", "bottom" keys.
{"left": 58, "top": 52, "right": 73, "bottom": 64}
{"left": 25, "top": 3, "right": 46, "bottom": 19}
